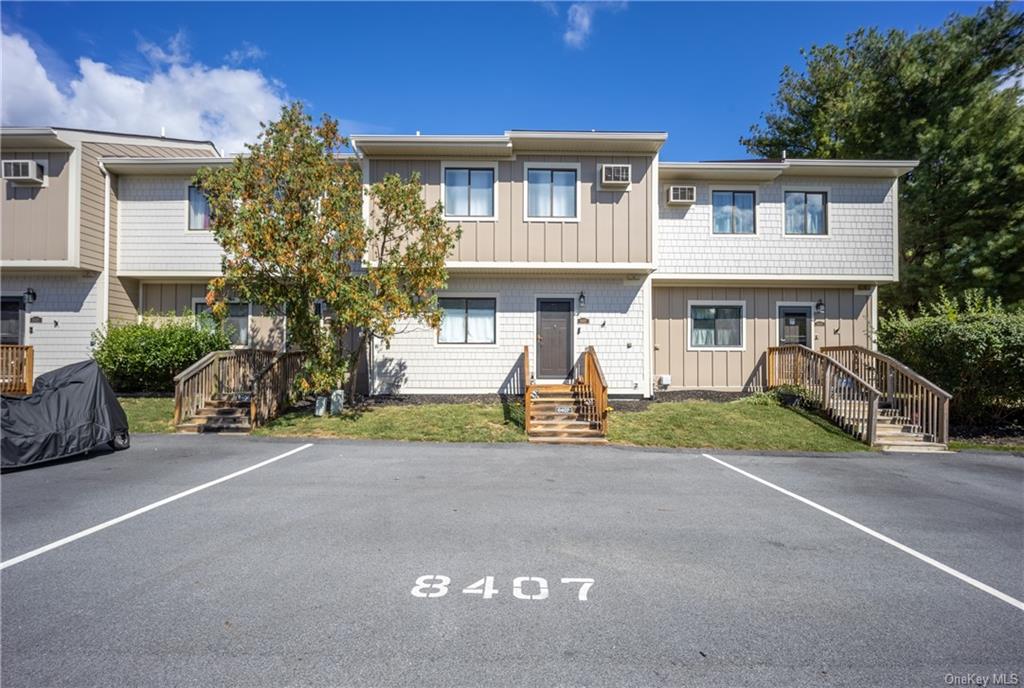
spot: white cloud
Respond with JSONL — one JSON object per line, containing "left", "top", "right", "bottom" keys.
{"left": 561, "top": 2, "right": 626, "bottom": 49}
{"left": 1, "top": 30, "right": 286, "bottom": 154}
{"left": 225, "top": 42, "right": 266, "bottom": 65}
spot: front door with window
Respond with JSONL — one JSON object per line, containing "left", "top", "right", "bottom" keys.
{"left": 536, "top": 299, "right": 573, "bottom": 379}
{"left": 1, "top": 297, "right": 24, "bottom": 345}
{"left": 778, "top": 306, "right": 812, "bottom": 347}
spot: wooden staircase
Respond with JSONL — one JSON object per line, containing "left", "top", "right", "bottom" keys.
{"left": 524, "top": 346, "right": 609, "bottom": 445}
{"left": 173, "top": 350, "right": 305, "bottom": 434}
{"left": 769, "top": 345, "right": 951, "bottom": 452}
{"left": 175, "top": 393, "right": 252, "bottom": 434}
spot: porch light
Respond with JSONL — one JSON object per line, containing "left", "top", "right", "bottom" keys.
{"left": 579, "top": 291, "right": 586, "bottom": 307}
{"left": 815, "top": 299, "right": 826, "bottom": 316}
{"left": 23, "top": 288, "right": 36, "bottom": 304}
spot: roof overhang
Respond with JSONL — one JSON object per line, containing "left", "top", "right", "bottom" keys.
{"left": 445, "top": 261, "right": 655, "bottom": 275}
{"left": 98, "top": 157, "right": 236, "bottom": 175}
{"left": 350, "top": 130, "right": 667, "bottom": 158}
{"left": 660, "top": 159, "right": 918, "bottom": 181}
{"left": 0, "top": 127, "right": 74, "bottom": 150}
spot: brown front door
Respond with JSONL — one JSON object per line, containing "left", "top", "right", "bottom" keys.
{"left": 536, "top": 299, "right": 573, "bottom": 379}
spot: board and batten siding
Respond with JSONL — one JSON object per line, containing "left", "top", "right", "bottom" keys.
{"left": 652, "top": 285, "right": 874, "bottom": 391}
{"left": 140, "top": 283, "right": 285, "bottom": 350}
{"left": 656, "top": 176, "right": 896, "bottom": 278}
{"left": 1, "top": 151, "right": 71, "bottom": 261}
{"left": 118, "top": 175, "right": 223, "bottom": 275}
{"left": 368, "top": 154, "right": 653, "bottom": 264}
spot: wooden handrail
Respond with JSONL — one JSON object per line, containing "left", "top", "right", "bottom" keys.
{"left": 768, "top": 344, "right": 881, "bottom": 445}
{"left": 822, "top": 345, "right": 951, "bottom": 444}
{"left": 173, "top": 349, "right": 278, "bottom": 426}
{"left": 575, "top": 346, "right": 609, "bottom": 435}
{"left": 250, "top": 351, "right": 306, "bottom": 427}
{"left": 523, "top": 345, "right": 533, "bottom": 435}
{"left": 0, "top": 345, "right": 34, "bottom": 395}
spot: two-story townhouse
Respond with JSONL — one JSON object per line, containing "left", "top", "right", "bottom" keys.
{"left": 1, "top": 127, "right": 219, "bottom": 374}
{"left": 351, "top": 131, "right": 664, "bottom": 397}
{"left": 3, "top": 126, "right": 915, "bottom": 403}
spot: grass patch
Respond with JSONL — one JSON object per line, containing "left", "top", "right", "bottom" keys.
{"left": 256, "top": 403, "right": 527, "bottom": 443}
{"left": 607, "top": 399, "right": 869, "bottom": 452}
{"left": 118, "top": 396, "right": 176, "bottom": 433}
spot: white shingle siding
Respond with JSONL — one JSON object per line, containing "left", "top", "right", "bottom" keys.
{"left": 656, "top": 176, "right": 896, "bottom": 277}
{"left": 4, "top": 273, "right": 101, "bottom": 375}
{"left": 371, "top": 276, "right": 646, "bottom": 395}
{"left": 118, "top": 176, "right": 222, "bottom": 275}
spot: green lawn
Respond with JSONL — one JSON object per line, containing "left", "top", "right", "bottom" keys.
{"left": 119, "top": 396, "right": 176, "bottom": 434}
{"left": 608, "top": 399, "right": 869, "bottom": 452}
{"left": 255, "top": 403, "right": 527, "bottom": 443}
{"left": 949, "top": 440, "right": 1024, "bottom": 454}
{"left": 117, "top": 395, "right": 869, "bottom": 452}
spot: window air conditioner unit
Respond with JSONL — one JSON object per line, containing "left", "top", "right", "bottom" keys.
{"left": 667, "top": 185, "right": 696, "bottom": 205}
{"left": 600, "top": 164, "right": 631, "bottom": 188}
{"left": 3, "top": 160, "right": 45, "bottom": 185}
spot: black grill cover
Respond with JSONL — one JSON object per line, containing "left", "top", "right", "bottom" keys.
{"left": 2, "top": 360, "right": 129, "bottom": 468}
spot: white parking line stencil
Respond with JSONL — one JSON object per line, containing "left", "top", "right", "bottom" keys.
{"left": 701, "top": 453, "right": 1024, "bottom": 612}
{"left": 1, "top": 443, "right": 315, "bottom": 571}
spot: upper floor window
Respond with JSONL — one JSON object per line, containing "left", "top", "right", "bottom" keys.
{"left": 438, "top": 297, "right": 496, "bottom": 344}
{"left": 526, "top": 167, "right": 577, "bottom": 220}
{"left": 188, "top": 186, "right": 211, "bottom": 231}
{"left": 712, "top": 190, "right": 755, "bottom": 234}
{"left": 444, "top": 168, "right": 494, "bottom": 218}
{"left": 785, "top": 191, "right": 828, "bottom": 235}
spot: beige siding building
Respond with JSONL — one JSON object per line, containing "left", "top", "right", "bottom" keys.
{"left": 2, "top": 125, "right": 914, "bottom": 396}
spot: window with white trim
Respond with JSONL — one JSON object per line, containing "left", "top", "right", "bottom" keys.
{"left": 527, "top": 168, "right": 577, "bottom": 219}
{"left": 444, "top": 168, "right": 494, "bottom": 218}
{"left": 712, "top": 190, "right": 755, "bottom": 234}
{"left": 691, "top": 304, "right": 743, "bottom": 348}
{"left": 785, "top": 191, "right": 828, "bottom": 235}
{"left": 438, "top": 297, "right": 496, "bottom": 344}
{"left": 194, "top": 301, "right": 250, "bottom": 346}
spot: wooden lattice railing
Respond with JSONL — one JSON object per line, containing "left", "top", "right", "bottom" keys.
{"left": 574, "top": 346, "right": 609, "bottom": 435}
{"left": 822, "top": 345, "right": 951, "bottom": 445}
{"left": 523, "top": 345, "right": 534, "bottom": 435}
{"left": 768, "top": 344, "right": 881, "bottom": 445}
{"left": 250, "top": 351, "right": 306, "bottom": 427}
{"left": 0, "top": 345, "right": 34, "bottom": 395}
{"left": 173, "top": 349, "right": 278, "bottom": 426}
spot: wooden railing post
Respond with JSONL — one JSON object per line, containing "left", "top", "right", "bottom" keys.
{"left": 867, "top": 394, "right": 879, "bottom": 446}
{"left": 822, "top": 362, "right": 832, "bottom": 412}
{"left": 23, "top": 346, "right": 34, "bottom": 394}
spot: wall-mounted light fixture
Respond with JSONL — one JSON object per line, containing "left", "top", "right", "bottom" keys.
{"left": 23, "top": 288, "right": 37, "bottom": 305}
{"left": 815, "top": 299, "right": 826, "bottom": 316}
{"left": 578, "top": 291, "right": 586, "bottom": 307}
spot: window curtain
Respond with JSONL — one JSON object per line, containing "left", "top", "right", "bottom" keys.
{"left": 715, "top": 307, "right": 742, "bottom": 346}
{"left": 188, "top": 187, "right": 210, "bottom": 230}
{"left": 438, "top": 298, "right": 465, "bottom": 343}
{"left": 785, "top": 192, "right": 805, "bottom": 234}
{"left": 691, "top": 307, "right": 717, "bottom": 347}
{"left": 445, "top": 169, "right": 469, "bottom": 216}
{"left": 712, "top": 191, "right": 733, "bottom": 233}
{"left": 691, "top": 306, "right": 741, "bottom": 347}
{"left": 807, "top": 193, "right": 825, "bottom": 234}
{"left": 734, "top": 193, "right": 754, "bottom": 233}
{"left": 466, "top": 299, "right": 495, "bottom": 343}
{"left": 469, "top": 170, "right": 493, "bottom": 216}
{"left": 552, "top": 170, "right": 576, "bottom": 217}
{"left": 528, "top": 169, "right": 551, "bottom": 217}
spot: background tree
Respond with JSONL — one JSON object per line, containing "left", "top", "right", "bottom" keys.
{"left": 196, "top": 102, "right": 459, "bottom": 401}
{"left": 742, "top": 3, "right": 1024, "bottom": 310}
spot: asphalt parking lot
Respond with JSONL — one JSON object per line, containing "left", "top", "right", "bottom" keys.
{"left": 2, "top": 435, "right": 1022, "bottom": 687}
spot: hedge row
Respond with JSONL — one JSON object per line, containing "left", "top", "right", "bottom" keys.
{"left": 93, "top": 315, "right": 231, "bottom": 393}
{"left": 878, "top": 308, "right": 1024, "bottom": 427}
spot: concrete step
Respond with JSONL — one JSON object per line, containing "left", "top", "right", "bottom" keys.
{"left": 176, "top": 420, "right": 252, "bottom": 434}
{"left": 878, "top": 442, "right": 950, "bottom": 453}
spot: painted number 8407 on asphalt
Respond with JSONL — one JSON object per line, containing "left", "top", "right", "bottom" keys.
{"left": 411, "top": 575, "right": 594, "bottom": 601}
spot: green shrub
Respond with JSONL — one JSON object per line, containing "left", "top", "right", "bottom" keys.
{"left": 878, "top": 290, "right": 1024, "bottom": 426}
{"left": 93, "top": 313, "right": 231, "bottom": 392}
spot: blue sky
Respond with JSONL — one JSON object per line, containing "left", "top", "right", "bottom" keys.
{"left": 2, "top": 1, "right": 987, "bottom": 159}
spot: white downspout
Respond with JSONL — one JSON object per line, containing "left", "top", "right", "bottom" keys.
{"left": 98, "top": 161, "right": 111, "bottom": 328}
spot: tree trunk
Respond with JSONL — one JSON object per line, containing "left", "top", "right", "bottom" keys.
{"left": 345, "top": 332, "right": 367, "bottom": 404}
